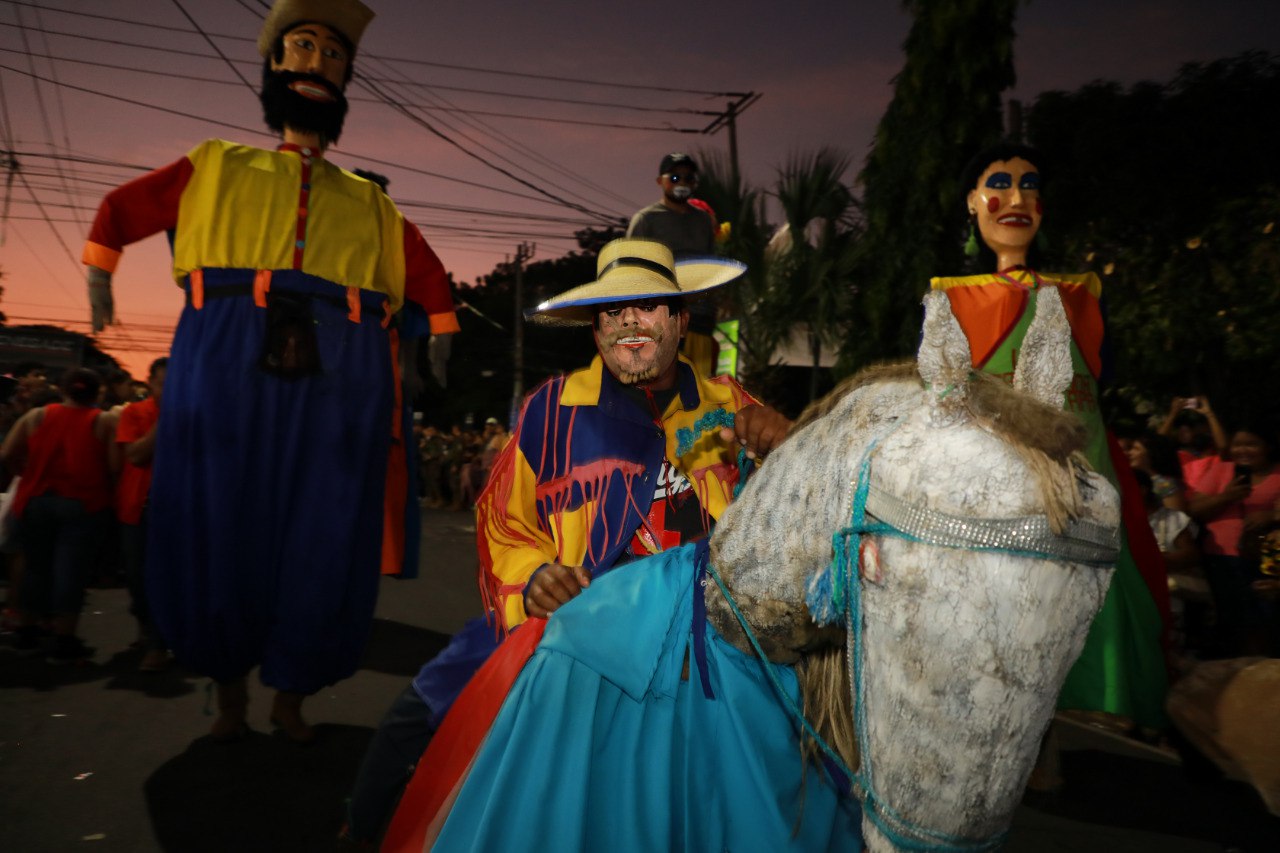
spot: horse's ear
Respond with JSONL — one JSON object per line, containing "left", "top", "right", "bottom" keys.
{"left": 918, "top": 291, "right": 974, "bottom": 401}
{"left": 1013, "top": 285, "right": 1073, "bottom": 408}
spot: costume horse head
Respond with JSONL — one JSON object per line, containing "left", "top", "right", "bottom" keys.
{"left": 707, "top": 287, "right": 1121, "bottom": 852}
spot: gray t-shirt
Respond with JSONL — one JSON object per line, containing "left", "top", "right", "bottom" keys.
{"left": 626, "top": 202, "right": 715, "bottom": 258}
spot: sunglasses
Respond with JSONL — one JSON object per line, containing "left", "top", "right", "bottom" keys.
{"left": 664, "top": 173, "right": 698, "bottom": 184}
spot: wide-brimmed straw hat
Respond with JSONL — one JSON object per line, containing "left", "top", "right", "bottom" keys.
{"left": 257, "top": 0, "right": 375, "bottom": 58}
{"left": 529, "top": 239, "right": 745, "bottom": 326}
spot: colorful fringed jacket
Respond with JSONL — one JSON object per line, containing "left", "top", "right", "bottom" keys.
{"left": 478, "top": 355, "right": 756, "bottom": 629}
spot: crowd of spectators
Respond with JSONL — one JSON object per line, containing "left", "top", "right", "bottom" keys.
{"left": 1119, "top": 396, "right": 1280, "bottom": 665}
{"left": 413, "top": 417, "right": 509, "bottom": 511}
{"left": 0, "top": 361, "right": 162, "bottom": 667}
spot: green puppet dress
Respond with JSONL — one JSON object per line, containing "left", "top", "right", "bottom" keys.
{"left": 932, "top": 268, "right": 1168, "bottom": 729}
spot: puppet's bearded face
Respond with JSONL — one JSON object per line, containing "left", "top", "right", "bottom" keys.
{"left": 261, "top": 22, "right": 351, "bottom": 145}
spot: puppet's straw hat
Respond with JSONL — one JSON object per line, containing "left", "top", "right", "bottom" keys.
{"left": 529, "top": 239, "right": 746, "bottom": 327}
{"left": 257, "top": 0, "right": 375, "bottom": 58}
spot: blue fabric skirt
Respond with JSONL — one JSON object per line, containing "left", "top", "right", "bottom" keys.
{"left": 147, "top": 270, "right": 394, "bottom": 693}
{"left": 431, "top": 542, "right": 863, "bottom": 852}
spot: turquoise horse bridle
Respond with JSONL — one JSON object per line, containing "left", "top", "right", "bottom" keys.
{"left": 708, "top": 418, "right": 1119, "bottom": 853}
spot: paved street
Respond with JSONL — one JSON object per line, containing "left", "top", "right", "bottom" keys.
{"left": 2, "top": 506, "right": 1278, "bottom": 851}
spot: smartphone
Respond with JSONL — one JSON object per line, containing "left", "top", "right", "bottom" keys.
{"left": 1182, "top": 398, "right": 1199, "bottom": 409}
{"left": 1234, "top": 463, "right": 1253, "bottom": 481}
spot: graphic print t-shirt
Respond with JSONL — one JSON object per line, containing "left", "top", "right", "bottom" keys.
{"left": 629, "top": 457, "right": 707, "bottom": 557}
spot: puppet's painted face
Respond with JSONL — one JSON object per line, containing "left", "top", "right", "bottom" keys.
{"left": 274, "top": 23, "right": 350, "bottom": 90}
{"left": 594, "top": 300, "right": 688, "bottom": 387}
{"left": 968, "top": 157, "right": 1042, "bottom": 268}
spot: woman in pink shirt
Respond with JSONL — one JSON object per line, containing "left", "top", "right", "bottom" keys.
{"left": 1186, "top": 425, "right": 1280, "bottom": 655}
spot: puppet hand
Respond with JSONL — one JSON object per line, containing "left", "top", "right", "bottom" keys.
{"left": 88, "top": 267, "right": 115, "bottom": 332}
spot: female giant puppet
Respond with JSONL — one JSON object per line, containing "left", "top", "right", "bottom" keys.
{"left": 932, "top": 142, "right": 1168, "bottom": 730}
{"left": 81, "top": 0, "right": 459, "bottom": 741}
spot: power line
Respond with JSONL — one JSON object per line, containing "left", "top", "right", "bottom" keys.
{"left": 11, "top": 171, "right": 152, "bottom": 354}
{"left": 355, "top": 58, "right": 631, "bottom": 219}
{"left": 0, "top": 47, "right": 705, "bottom": 134}
{"left": 12, "top": 170, "right": 79, "bottom": 277}
{"left": 0, "top": 43, "right": 710, "bottom": 114}
{"left": 364, "top": 54, "right": 643, "bottom": 211}
{"left": 0, "top": 63, "right": 604, "bottom": 210}
{"left": 7, "top": 149, "right": 155, "bottom": 173}
{"left": 0, "top": 47, "right": 718, "bottom": 120}
{"left": 0, "top": 3, "right": 743, "bottom": 97}
{"left": 360, "top": 74, "right": 621, "bottom": 225}
{"left": 2, "top": 6, "right": 754, "bottom": 218}
{"left": 10, "top": 3, "right": 86, "bottom": 234}
{"left": 13, "top": 151, "right": 625, "bottom": 232}
{"left": 5, "top": 300, "right": 180, "bottom": 322}
{"left": 169, "top": 0, "right": 255, "bottom": 91}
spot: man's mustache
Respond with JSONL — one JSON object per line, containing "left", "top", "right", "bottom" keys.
{"left": 600, "top": 325, "right": 665, "bottom": 348}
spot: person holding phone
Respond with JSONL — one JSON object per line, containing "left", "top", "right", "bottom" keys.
{"left": 1158, "top": 395, "right": 1228, "bottom": 466}
{"left": 1186, "top": 425, "right": 1280, "bottom": 655}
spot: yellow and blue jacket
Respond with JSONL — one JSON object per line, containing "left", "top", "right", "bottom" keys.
{"left": 478, "top": 355, "right": 756, "bottom": 629}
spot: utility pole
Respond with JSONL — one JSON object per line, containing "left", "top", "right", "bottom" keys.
{"left": 510, "top": 241, "right": 535, "bottom": 420}
{"left": 726, "top": 100, "right": 740, "bottom": 182}
{"left": 0, "top": 151, "right": 17, "bottom": 247}
{"left": 701, "top": 92, "right": 761, "bottom": 182}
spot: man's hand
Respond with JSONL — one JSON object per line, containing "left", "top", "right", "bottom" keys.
{"left": 719, "top": 404, "right": 792, "bottom": 460}
{"left": 524, "top": 563, "right": 591, "bottom": 619}
{"left": 88, "top": 266, "right": 115, "bottom": 332}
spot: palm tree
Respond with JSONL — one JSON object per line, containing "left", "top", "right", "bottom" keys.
{"left": 696, "top": 147, "right": 860, "bottom": 405}
{"left": 763, "top": 148, "right": 860, "bottom": 402}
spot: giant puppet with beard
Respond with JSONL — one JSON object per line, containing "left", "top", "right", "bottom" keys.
{"left": 81, "top": 0, "right": 459, "bottom": 743}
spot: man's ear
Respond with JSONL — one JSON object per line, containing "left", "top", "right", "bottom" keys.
{"left": 677, "top": 308, "right": 690, "bottom": 337}
{"left": 656, "top": 174, "right": 665, "bottom": 189}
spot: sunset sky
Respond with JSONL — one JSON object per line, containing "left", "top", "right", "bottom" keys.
{"left": 2, "top": 0, "right": 1277, "bottom": 377}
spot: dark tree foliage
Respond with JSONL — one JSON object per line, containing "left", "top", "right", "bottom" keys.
{"left": 1025, "top": 51, "right": 1280, "bottom": 427}
{"left": 416, "top": 227, "right": 621, "bottom": 427}
{"left": 845, "top": 0, "right": 1020, "bottom": 371}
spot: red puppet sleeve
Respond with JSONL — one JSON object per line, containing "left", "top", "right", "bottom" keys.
{"left": 402, "top": 222, "right": 460, "bottom": 335}
{"left": 82, "top": 156, "right": 194, "bottom": 273}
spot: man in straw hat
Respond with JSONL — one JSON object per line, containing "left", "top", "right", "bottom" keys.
{"left": 81, "top": 0, "right": 459, "bottom": 743}
{"left": 345, "top": 238, "right": 791, "bottom": 844}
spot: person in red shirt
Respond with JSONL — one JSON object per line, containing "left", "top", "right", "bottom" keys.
{"left": 113, "top": 358, "right": 167, "bottom": 671}
{"left": 1186, "top": 424, "right": 1280, "bottom": 655}
{"left": 0, "top": 368, "right": 114, "bottom": 663}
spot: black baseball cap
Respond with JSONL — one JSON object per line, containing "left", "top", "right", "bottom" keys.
{"left": 659, "top": 152, "right": 698, "bottom": 175}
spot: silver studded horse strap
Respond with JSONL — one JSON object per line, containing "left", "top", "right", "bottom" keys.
{"left": 862, "top": 483, "right": 1120, "bottom": 566}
